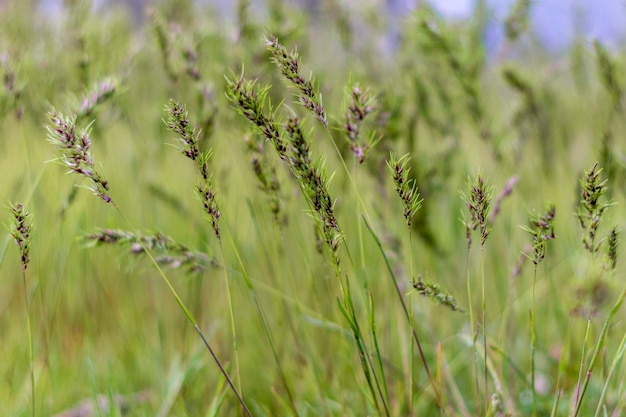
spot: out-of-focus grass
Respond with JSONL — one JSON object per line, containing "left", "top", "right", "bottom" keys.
{"left": 2, "top": 0, "right": 626, "bottom": 416}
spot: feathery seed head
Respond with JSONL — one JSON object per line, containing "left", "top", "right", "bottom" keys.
{"left": 10, "top": 202, "right": 32, "bottom": 271}
{"left": 266, "top": 35, "right": 327, "bottom": 127}
{"left": 46, "top": 110, "right": 112, "bottom": 203}
{"left": 523, "top": 205, "right": 556, "bottom": 265}
{"left": 463, "top": 173, "right": 493, "bottom": 248}
{"left": 577, "top": 162, "right": 613, "bottom": 255}
{"left": 388, "top": 153, "right": 422, "bottom": 229}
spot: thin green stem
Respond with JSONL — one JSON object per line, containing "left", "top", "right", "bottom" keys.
{"left": 572, "top": 288, "right": 626, "bottom": 417}
{"left": 531, "top": 265, "right": 537, "bottom": 417}
{"left": 352, "top": 158, "right": 390, "bottom": 414}
{"left": 572, "top": 319, "right": 591, "bottom": 415}
{"left": 369, "top": 292, "right": 391, "bottom": 412}
{"left": 192, "top": 324, "right": 253, "bottom": 417}
{"left": 409, "top": 231, "right": 416, "bottom": 415}
{"left": 481, "top": 247, "right": 488, "bottom": 411}
{"left": 114, "top": 206, "right": 253, "bottom": 417}
{"left": 466, "top": 246, "right": 480, "bottom": 415}
{"left": 22, "top": 269, "right": 35, "bottom": 417}
{"left": 336, "top": 278, "right": 382, "bottom": 414}
{"left": 363, "top": 216, "right": 442, "bottom": 408}
{"left": 218, "top": 243, "right": 243, "bottom": 402}
{"left": 593, "top": 329, "right": 626, "bottom": 417}
{"left": 226, "top": 226, "right": 300, "bottom": 417}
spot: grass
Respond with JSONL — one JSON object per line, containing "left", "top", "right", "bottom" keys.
{"left": 2, "top": 0, "right": 626, "bottom": 416}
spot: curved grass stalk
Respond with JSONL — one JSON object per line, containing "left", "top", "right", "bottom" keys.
{"left": 114, "top": 207, "right": 253, "bottom": 417}
{"left": 225, "top": 223, "right": 301, "bottom": 417}
{"left": 363, "top": 216, "right": 442, "bottom": 407}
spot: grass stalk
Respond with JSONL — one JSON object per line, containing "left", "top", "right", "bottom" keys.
{"left": 572, "top": 288, "right": 626, "bottom": 417}
{"left": 480, "top": 247, "right": 488, "bottom": 410}
{"left": 409, "top": 232, "right": 416, "bottom": 415}
{"left": 10, "top": 203, "right": 34, "bottom": 417}
{"left": 225, "top": 227, "right": 300, "bottom": 417}
{"left": 363, "top": 216, "right": 442, "bottom": 408}
{"left": 465, "top": 240, "right": 480, "bottom": 415}
{"left": 368, "top": 292, "right": 390, "bottom": 409}
{"left": 218, "top": 243, "right": 243, "bottom": 406}
{"left": 115, "top": 207, "right": 253, "bottom": 417}
{"left": 593, "top": 328, "right": 626, "bottom": 417}
{"left": 22, "top": 267, "right": 35, "bottom": 417}
{"left": 530, "top": 265, "right": 537, "bottom": 416}
{"left": 522, "top": 205, "right": 556, "bottom": 416}
{"left": 463, "top": 173, "right": 493, "bottom": 413}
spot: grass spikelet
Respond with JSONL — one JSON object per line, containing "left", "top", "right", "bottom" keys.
{"left": 83, "top": 228, "right": 217, "bottom": 273}
{"left": 464, "top": 173, "right": 493, "bottom": 249}
{"left": 75, "top": 77, "right": 118, "bottom": 118}
{"left": 10, "top": 202, "right": 32, "bottom": 272}
{"left": 164, "top": 99, "right": 220, "bottom": 238}
{"left": 46, "top": 110, "right": 112, "bottom": 204}
{"left": 387, "top": 153, "right": 422, "bottom": 229}
{"left": 604, "top": 227, "right": 618, "bottom": 271}
{"left": 266, "top": 34, "right": 328, "bottom": 127}
{"left": 225, "top": 73, "right": 288, "bottom": 156}
{"left": 577, "top": 162, "right": 612, "bottom": 256}
{"left": 226, "top": 73, "right": 339, "bottom": 259}
{"left": 284, "top": 116, "right": 341, "bottom": 263}
{"left": 522, "top": 205, "right": 556, "bottom": 266}
{"left": 344, "top": 81, "right": 377, "bottom": 163}
{"left": 412, "top": 276, "right": 465, "bottom": 313}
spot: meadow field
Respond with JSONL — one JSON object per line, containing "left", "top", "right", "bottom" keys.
{"left": 2, "top": 1, "right": 626, "bottom": 416}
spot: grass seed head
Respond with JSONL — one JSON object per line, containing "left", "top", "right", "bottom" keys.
{"left": 605, "top": 227, "right": 619, "bottom": 271}
{"left": 523, "top": 205, "right": 556, "bottom": 265}
{"left": 412, "top": 276, "right": 465, "bottom": 313}
{"left": 463, "top": 173, "right": 493, "bottom": 248}
{"left": 344, "top": 81, "right": 376, "bottom": 163}
{"left": 10, "top": 202, "right": 32, "bottom": 271}
{"left": 46, "top": 110, "right": 112, "bottom": 203}
{"left": 388, "top": 153, "right": 422, "bottom": 229}
{"left": 266, "top": 35, "right": 327, "bottom": 127}
{"left": 577, "top": 162, "right": 612, "bottom": 255}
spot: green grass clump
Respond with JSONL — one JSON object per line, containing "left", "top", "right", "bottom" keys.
{"left": 3, "top": 1, "right": 626, "bottom": 416}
